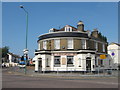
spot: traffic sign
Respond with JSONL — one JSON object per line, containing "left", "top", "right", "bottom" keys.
{"left": 111, "top": 52, "right": 115, "bottom": 56}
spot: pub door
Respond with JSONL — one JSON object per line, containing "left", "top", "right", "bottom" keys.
{"left": 86, "top": 57, "right": 91, "bottom": 72}
{"left": 38, "top": 60, "right": 42, "bottom": 73}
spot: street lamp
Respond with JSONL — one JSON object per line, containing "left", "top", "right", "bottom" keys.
{"left": 20, "top": 5, "right": 29, "bottom": 74}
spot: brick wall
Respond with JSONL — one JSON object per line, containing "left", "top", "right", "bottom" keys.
{"left": 38, "top": 38, "right": 107, "bottom": 54}
{"left": 74, "top": 39, "right": 81, "bottom": 50}
{"left": 60, "top": 39, "right": 67, "bottom": 50}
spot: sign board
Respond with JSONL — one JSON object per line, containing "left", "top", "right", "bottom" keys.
{"left": 62, "top": 57, "right": 66, "bottom": 65}
{"left": 100, "top": 54, "right": 106, "bottom": 59}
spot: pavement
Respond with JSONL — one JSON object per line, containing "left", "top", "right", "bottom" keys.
{"left": 2, "top": 67, "right": 119, "bottom": 88}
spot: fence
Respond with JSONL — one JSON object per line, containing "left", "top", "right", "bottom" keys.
{"left": 5, "top": 66, "right": 119, "bottom": 77}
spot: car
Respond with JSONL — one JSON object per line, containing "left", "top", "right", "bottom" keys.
{"left": 18, "top": 61, "right": 26, "bottom": 68}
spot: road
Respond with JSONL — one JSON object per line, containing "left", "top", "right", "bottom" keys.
{"left": 2, "top": 68, "right": 119, "bottom": 88}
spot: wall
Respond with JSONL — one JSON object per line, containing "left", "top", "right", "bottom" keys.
{"left": 38, "top": 38, "right": 107, "bottom": 54}
{"left": 38, "top": 53, "right": 97, "bottom": 71}
{"left": 108, "top": 44, "right": 120, "bottom": 69}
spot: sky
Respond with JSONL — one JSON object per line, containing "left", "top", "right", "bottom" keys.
{"left": 2, "top": 2, "right": 118, "bottom": 58}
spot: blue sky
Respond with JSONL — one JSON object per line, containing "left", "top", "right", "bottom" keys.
{"left": 2, "top": 2, "right": 118, "bottom": 58}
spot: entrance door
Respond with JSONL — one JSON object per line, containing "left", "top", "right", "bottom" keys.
{"left": 38, "top": 60, "right": 42, "bottom": 73}
{"left": 86, "top": 57, "right": 91, "bottom": 72}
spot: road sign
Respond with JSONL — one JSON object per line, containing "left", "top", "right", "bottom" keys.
{"left": 100, "top": 54, "right": 106, "bottom": 59}
{"left": 111, "top": 52, "right": 115, "bottom": 56}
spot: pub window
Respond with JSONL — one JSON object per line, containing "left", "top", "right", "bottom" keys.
{"left": 46, "top": 58, "right": 49, "bottom": 67}
{"left": 95, "top": 59, "right": 97, "bottom": 66}
{"left": 54, "top": 56, "right": 60, "bottom": 67}
{"left": 95, "top": 57, "right": 98, "bottom": 66}
{"left": 81, "top": 39, "right": 86, "bottom": 49}
{"left": 95, "top": 42, "right": 98, "bottom": 51}
{"left": 43, "top": 40, "right": 47, "bottom": 50}
{"left": 67, "top": 39, "right": 73, "bottom": 49}
{"left": 101, "top": 60, "right": 103, "bottom": 66}
{"left": 103, "top": 44, "right": 105, "bottom": 52}
{"left": 98, "top": 59, "right": 103, "bottom": 67}
{"left": 109, "top": 59, "right": 111, "bottom": 66}
{"left": 38, "top": 43, "right": 40, "bottom": 50}
{"left": 67, "top": 56, "right": 74, "bottom": 67}
{"left": 54, "top": 39, "right": 60, "bottom": 49}
{"left": 78, "top": 58, "right": 81, "bottom": 67}
{"left": 65, "top": 27, "right": 72, "bottom": 32}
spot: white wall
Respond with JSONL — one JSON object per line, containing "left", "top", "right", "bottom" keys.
{"left": 41, "top": 53, "right": 96, "bottom": 71}
{"left": 8, "top": 54, "right": 12, "bottom": 64}
{"left": 107, "top": 44, "right": 120, "bottom": 69}
{"left": 35, "top": 53, "right": 112, "bottom": 71}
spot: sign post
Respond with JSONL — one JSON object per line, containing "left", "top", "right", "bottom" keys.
{"left": 23, "top": 49, "right": 28, "bottom": 74}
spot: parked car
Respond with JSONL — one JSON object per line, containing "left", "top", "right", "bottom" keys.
{"left": 2, "top": 63, "right": 6, "bottom": 68}
{"left": 18, "top": 61, "right": 26, "bottom": 68}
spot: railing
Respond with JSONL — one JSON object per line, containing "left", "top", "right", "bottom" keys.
{"left": 4, "top": 66, "right": 119, "bottom": 77}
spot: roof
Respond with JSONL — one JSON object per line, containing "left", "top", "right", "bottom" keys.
{"left": 7, "top": 53, "right": 21, "bottom": 58}
{"left": 53, "top": 25, "right": 80, "bottom": 32}
{"left": 109, "top": 42, "right": 120, "bottom": 46}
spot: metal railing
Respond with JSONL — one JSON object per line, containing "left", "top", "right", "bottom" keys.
{"left": 4, "top": 66, "right": 119, "bottom": 77}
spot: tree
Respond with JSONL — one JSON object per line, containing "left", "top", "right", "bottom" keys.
{"left": 98, "top": 32, "right": 102, "bottom": 39}
{"left": 2, "top": 46, "right": 9, "bottom": 58}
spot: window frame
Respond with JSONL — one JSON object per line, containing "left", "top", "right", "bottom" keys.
{"left": 95, "top": 42, "right": 98, "bottom": 51}
{"left": 81, "top": 39, "right": 86, "bottom": 49}
{"left": 67, "top": 56, "right": 74, "bottom": 67}
{"left": 54, "top": 39, "right": 60, "bottom": 49}
{"left": 102, "top": 44, "right": 105, "bottom": 52}
{"left": 65, "top": 27, "right": 72, "bottom": 32}
{"left": 67, "top": 39, "right": 73, "bottom": 49}
{"left": 54, "top": 56, "right": 61, "bottom": 67}
{"left": 43, "top": 40, "right": 47, "bottom": 50}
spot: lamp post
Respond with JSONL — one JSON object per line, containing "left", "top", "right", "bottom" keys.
{"left": 20, "top": 5, "right": 29, "bottom": 74}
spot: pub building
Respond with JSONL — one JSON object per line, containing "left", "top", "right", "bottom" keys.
{"left": 33, "top": 21, "right": 109, "bottom": 72}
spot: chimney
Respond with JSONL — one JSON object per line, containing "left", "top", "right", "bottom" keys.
{"left": 91, "top": 28, "right": 99, "bottom": 38}
{"left": 77, "top": 21, "right": 84, "bottom": 32}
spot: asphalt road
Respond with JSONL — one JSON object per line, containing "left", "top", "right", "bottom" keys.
{"left": 2, "top": 68, "right": 119, "bottom": 88}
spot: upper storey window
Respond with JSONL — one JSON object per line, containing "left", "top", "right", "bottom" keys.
{"left": 65, "top": 25, "right": 72, "bottom": 32}
{"left": 67, "top": 39, "right": 73, "bottom": 49}
{"left": 54, "top": 39, "right": 60, "bottom": 49}
{"left": 38, "top": 43, "right": 40, "bottom": 50}
{"left": 81, "top": 39, "right": 86, "bottom": 49}
{"left": 43, "top": 40, "right": 47, "bottom": 50}
{"left": 94, "top": 42, "right": 98, "bottom": 51}
{"left": 103, "top": 44, "right": 105, "bottom": 52}
{"left": 49, "top": 28, "right": 54, "bottom": 33}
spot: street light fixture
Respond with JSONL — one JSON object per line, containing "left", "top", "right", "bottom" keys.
{"left": 20, "top": 5, "right": 29, "bottom": 74}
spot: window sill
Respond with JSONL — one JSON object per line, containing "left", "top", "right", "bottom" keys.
{"left": 54, "top": 65, "right": 61, "bottom": 67}
{"left": 67, "top": 64, "right": 74, "bottom": 67}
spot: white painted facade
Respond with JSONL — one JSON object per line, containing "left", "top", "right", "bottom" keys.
{"left": 107, "top": 43, "right": 120, "bottom": 69}
{"left": 34, "top": 50, "right": 110, "bottom": 72}
{"left": 7, "top": 53, "right": 20, "bottom": 67}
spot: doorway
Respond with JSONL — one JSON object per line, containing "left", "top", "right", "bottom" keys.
{"left": 38, "top": 58, "right": 42, "bottom": 73}
{"left": 86, "top": 57, "right": 91, "bottom": 72}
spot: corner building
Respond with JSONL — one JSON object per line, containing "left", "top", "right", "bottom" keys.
{"left": 34, "top": 21, "right": 108, "bottom": 72}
